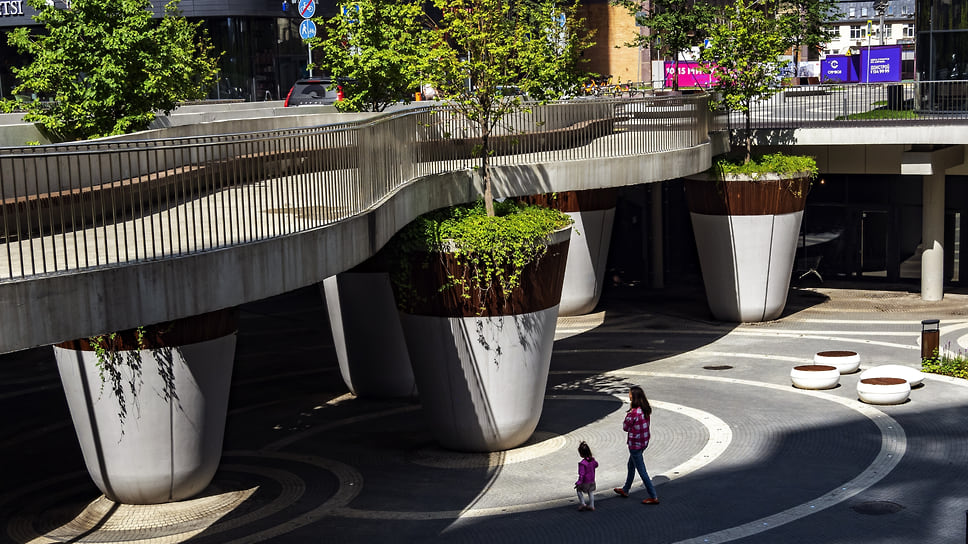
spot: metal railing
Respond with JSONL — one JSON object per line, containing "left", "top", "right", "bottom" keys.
{"left": 731, "top": 80, "right": 968, "bottom": 128}
{"left": 0, "top": 94, "right": 712, "bottom": 282}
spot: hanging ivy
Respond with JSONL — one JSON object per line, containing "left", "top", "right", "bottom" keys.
{"left": 391, "top": 200, "right": 572, "bottom": 315}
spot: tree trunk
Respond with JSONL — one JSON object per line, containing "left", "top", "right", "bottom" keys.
{"left": 673, "top": 58, "right": 680, "bottom": 91}
{"left": 482, "top": 129, "right": 494, "bottom": 217}
{"left": 743, "top": 107, "right": 752, "bottom": 163}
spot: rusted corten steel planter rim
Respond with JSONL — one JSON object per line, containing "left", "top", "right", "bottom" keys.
{"left": 685, "top": 171, "right": 812, "bottom": 216}
{"left": 396, "top": 230, "right": 570, "bottom": 318}
{"left": 861, "top": 377, "right": 908, "bottom": 386}
{"left": 56, "top": 307, "right": 239, "bottom": 350}
{"left": 517, "top": 188, "right": 618, "bottom": 213}
{"left": 817, "top": 350, "right": 858, "bottom": 357}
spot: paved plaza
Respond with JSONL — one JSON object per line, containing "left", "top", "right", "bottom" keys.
{"left": 1, "top": 282, "right": 968, "bottom": 543}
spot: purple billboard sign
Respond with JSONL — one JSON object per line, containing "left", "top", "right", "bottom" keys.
{"left": 821, "top": 55, "right": 857, "bottom": 83}
{"left": 857, "top": 45, "right": 902, "bottom": 83}
{"left": 663, "top": 61, "right": 718, "bottom": 88}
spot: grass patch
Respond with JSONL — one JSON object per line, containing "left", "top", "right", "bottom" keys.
{"left": 922, "top": 342, "right": 968, "bottom": 379}
{"left": 835, "top": 108, "right": 919, "bottom": 120}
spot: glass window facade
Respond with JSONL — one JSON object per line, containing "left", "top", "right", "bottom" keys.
{"left": 916, "top": 0, "right": 968, "bottom": 80}
{"left": 202, "top": 17, "right": 310, "bottom": 101}
{"left": 0, "top": 0, "right": 345, "bottom": 102}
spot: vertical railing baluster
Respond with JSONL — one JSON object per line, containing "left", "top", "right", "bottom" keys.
{"left": 0, "top": 155, "right": 12, "bottom": 280}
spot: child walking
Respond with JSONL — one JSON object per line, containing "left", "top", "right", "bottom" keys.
{"left": 574, "top": 441, "right": 599, "bottom": 511}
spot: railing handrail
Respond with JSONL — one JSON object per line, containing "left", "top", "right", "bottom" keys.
{"left": 0, "top": 95, "right": 704, "bottom": 154}
{"left": 0, "top": 94, "right": 713, "bottom": 283}
{"left": 5, "top": 78, "right": 968, "bottom": 285}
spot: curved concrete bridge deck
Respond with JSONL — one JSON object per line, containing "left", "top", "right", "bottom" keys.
{"left": 0, "top": 97, "right": 716, "bottom": 354}
{"left": 5, "top": 82, "right": 968, "bottom": 354}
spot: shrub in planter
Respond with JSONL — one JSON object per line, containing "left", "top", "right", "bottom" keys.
{"left": 685, "top": 153, "right": 817, "bottom": 322}
{"left": 389, "top": 200, "right": 572, "bottom": 451}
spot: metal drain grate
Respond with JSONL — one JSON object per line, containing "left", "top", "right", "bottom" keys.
{"left": 703, "top": 365, "right": 733, "bottom": 371}
{"left": 852, "top": 501, "right": 905, "bottom": 515}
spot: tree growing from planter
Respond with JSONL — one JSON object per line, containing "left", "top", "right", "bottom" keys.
{"left": 6, "top": 0, "right": 220, "bottom": 142}
{"left": 315, "top": 0, "right": 428, "bottom": 112}
{"left": 612, "top": 0, "right": 713, "bottom": 91}
{"left": 699, "top": 0, "right": 788, "bottom": 163}
{"left": 421, "top": 0, "right": 593, "bottom": 217}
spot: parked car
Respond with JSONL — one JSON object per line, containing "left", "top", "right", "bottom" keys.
{"left": 283, "top": 77, "right": 343, "bottom": 107}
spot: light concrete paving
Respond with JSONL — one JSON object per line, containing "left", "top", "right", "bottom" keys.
{"left": 1, "top": 282, "right": 967, "bottom": 543}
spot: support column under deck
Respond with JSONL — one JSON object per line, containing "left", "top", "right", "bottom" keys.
{"left": 921, "top": 172, "right": 945, "bottom": 301}
{"left": 901, "top": 145, "right": 965, "bottom": 302}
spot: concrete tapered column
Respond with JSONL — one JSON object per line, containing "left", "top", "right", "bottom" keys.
{"left": 902, "top": 145, "right": 963, "bottom": 302}
{"left": 921, "top": 172, "right": 946, "bottom": 301}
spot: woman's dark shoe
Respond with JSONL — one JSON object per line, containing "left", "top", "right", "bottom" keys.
{"left": 613, "top": 488, "right": 629, "bottom": 497}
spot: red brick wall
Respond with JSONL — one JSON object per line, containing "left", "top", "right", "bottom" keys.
{"left": 578, "top": 2, "right": 652, "bottom": 84}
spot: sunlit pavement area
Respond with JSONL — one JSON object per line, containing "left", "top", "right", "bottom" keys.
{"left": 2, "top": 282, "right": 968, "bottom": 543}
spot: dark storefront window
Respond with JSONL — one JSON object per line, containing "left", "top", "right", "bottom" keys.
{"left": 916, "top": 0, "right": 968, "bottom": 81}
{"left": 790, "top": 173, "right": 967, "bottom": 285}
{"left": 201, "top": 16, "right": 315, "bottom": 101}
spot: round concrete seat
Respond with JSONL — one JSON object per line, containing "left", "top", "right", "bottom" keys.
{"left": 857, "top": 377, "right": 911, "bottom": 405}
{"left": 790, "top": 364, "right": 840, "bottom": 390}
{"left": 859, "top": 365, "right": 924, "bottom": 387}
{"left": 814, "top": 350, "right": 861, "bottom": 374}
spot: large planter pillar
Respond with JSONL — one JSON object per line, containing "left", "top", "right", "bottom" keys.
{"left": 518, "top": 189, "right": 617, "bottom": 316}
{"left": 685, "top": 172, "right": 811, "bottom": 322}
{"left": 395, "top": 228, "right": 571, "bottom": 452}
{"left": 53, "top": 308, "right": 238, "bottom": 504}
{"left": 322, "top": 271, "right": 417, "bottom": 398}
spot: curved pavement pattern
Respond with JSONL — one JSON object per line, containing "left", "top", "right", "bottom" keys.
{"left": 1, "top": 285, "right": 967, "bottom": 543}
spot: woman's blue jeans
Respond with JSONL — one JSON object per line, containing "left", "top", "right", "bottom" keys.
{"left": 623, "top": 447, "right": 657, "bottom": 498}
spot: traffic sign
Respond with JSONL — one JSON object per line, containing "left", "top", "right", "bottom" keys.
{"left": 298, "top": 0, "right": 315, "bottom": 18}
{"left": 299, "top": 19, "right": 317, "bottom": 40}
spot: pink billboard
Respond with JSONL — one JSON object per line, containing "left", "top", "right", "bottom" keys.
{"left": 663, "top": 61, "right": 718, "bottom": 89}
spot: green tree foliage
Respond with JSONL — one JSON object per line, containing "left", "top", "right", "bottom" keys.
{"left": 6, "top": 0, "right": 220, "bottom": 141}
{"left": 699, "top": 0, "right": 787, "bottom": 163}
{"left": 612, "top": 0, "right": 713, "bottom": 91}
{"left": 780, "top": 0, "right": 841, "bottom": 74}
{"left": 421, "top": 0, "right": 593, "bottom": 216}
{"left": 316, "top": 0, "right": 428, "bottom": 112}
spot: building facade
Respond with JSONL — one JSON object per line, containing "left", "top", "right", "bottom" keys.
{"left": 916, "top": 0, "right": 968, "bottom": 80}
{"left": 822, "top": 0, "right": 916, "bottom": 77}
{"left": 576, "top": 0, "right": 654, "bottom": 86}
{"left": 0, "top": 0, "right": 344, "bottom": 102}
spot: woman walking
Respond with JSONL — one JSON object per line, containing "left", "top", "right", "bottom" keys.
{"left": 613, "top": 385, "right": 659, "bottom": 505}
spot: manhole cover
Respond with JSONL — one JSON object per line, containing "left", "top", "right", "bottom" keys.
{"left": 852, "top": 501, "right": 905, "bottom": 515}
{"left": 703, "top": 365, "right": 733, "bottom": 371}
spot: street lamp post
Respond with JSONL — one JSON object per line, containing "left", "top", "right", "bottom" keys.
{"left": 874, "top": 0, "right": 888, "bottom": 46}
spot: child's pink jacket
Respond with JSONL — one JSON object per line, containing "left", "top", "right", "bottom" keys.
{"left": 575, "top": 457, "right": 598, "bottom": 486}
